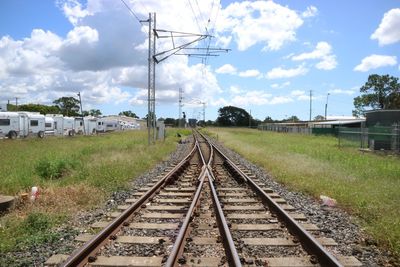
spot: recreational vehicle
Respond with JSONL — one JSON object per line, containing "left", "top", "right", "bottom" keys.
{"left": 74, "top": 117, "right": 85, "bottom": 135}
{"left": 24, "top": 112, "right": 46, "bottom": 138}
{"left": 0, "top": 112, "right": 28, "bottom": 139}
{"left": 97, "top": 118, "right": 119, "bottom": 132}
{"left": 84, "top": 116, "right": 98, "bottom": 135}
{"left": 44, "top": 117, "right": 55, "bottom": 136}
{"left": 45, "top": 115, "right": 75, "bottom": 136}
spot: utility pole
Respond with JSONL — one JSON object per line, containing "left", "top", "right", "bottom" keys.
{"left": 309, "top": 90, "right": 312, "bottom": 121}
{"left": 202, "top": 102, "right": 205, "bottom": 125}
{"left": 77, "top": 92, "right": 86, "bottom": 135}
{"left": 325, "top": 93, "right": 330, "bottom": 120}
{"left": 143, "top": 13, "right": 157, "bottom": 145}
{"left": 178, "top": 87, "right": 183, "bottom": 128}
{"left": 15, "top": 97, "right": 18, "bottom": 111}
{"left": 249, "top": 109, "right": 251, "bottom": 128}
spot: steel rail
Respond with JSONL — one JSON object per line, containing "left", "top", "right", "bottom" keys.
{"left": 61, "top": 143, "right": 198, "bottom": 267}
{"left": 206, "top": 136, "right": 343, "bottom": 267}
{"left": 165, "top": 139, "right": 207, "bottom": 266}
{"left": 195, "top": 131, "right": 242, "bottom": 266}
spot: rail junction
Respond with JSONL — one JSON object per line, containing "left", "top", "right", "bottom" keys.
{"left": 46, "top": 131, "right": 362, "bottom": 267}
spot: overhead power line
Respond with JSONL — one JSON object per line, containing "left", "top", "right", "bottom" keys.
{"left": 120, "top": 0, "right": 145, "bottom": 25}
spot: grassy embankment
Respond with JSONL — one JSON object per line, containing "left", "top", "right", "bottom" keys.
{"left": 0, "top": 129, "right": 190, "bottom": 257}
{"left": 206, "top": 127, "right": 400, "bottom": 258}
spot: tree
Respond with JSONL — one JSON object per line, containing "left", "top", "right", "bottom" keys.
{"left": 216, "top": 106, "right": 251, "bottom": 127}
{"left": 283, "top": 115, "right": 300, "bottom": 122}
{"left": 7, "top": 103, "right": 60, "bottom": 114}
{"left": 119, "top": 110, "right": 138, "bottom": 118}
{"left": 353, "top": 74, "right": 400, "bottom": 116}
{"left": 164, "top": 117, "right": 176, "bottom": 126}
{"left": 263, "top": 116, "right": 274, "bottom": 123}
{"left": 314, "top": 115, "right": 325, "bottom": 121}
{"left": 53, "top": 97, "right": 80, "bottom": 116}
{"left": 89, "top": 109, "right": 102, "bottom": 116}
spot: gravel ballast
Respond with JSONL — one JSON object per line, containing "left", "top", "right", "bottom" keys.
{"left": 2, "top": 134, "right": 396, "bottom": 266}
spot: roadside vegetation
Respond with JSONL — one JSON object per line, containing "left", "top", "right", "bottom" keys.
{"left": 0, "top": 129, "right": 190, "bottom": 255}
{"left": 206, "top": 127, "right": 400, "bottom": 259}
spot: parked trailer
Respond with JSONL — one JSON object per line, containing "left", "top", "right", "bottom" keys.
{"left": 74, "top": 117, "right": 85, "bottom": 135}
{"left": 23, "top": 112, "right": 46, "bottom": 138}
{"left": 45, "top": 115, "right": 75, "bottom": 136}
{"left": 84, "top": 116, "right": 98, "bottom": 135}
{"left": 96, "top": 118, "right": 119, "bottom": 132}
{"left": 0, "top": 112, "right": 28, "bottom": 139}
{"left": 45, "top": 117, "right": 55, "bottom": 136}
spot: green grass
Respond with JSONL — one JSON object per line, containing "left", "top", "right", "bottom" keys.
{"left": 0, "top": 129, "right": 188, "bottom": 257}
{"left": 206, "top": 127, "right": 400, "bottom": 258}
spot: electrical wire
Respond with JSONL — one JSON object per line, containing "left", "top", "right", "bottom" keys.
{"left": 119, "top": 0, "right": 145, "bottom": 25}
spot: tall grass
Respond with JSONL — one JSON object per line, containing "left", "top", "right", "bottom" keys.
{"left": 0, "top": 129, "right": 185, "bottom": 256}
{"left": 207, "top": 127, "right": 400, "bottom": 258}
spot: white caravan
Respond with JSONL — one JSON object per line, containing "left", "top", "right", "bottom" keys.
{"left": 44, "top": 117, "right": 55, "bottom": 136}
{"left": 84, "top": 116, "right": 98, "bottom": 135}
{"left": 74, "top": 117, "right": 85, "bottom": 135}
{"left": 45, "top": 114, "right": 75, "bottom": 136}
{"left": 96, "top": 118, "right": 119, "bottom": 132}
{"left": 0, "top": 112, "right": 28, "bottom": 139}
{"left": 24, "top": 112, "right": 46, "bottom": 138}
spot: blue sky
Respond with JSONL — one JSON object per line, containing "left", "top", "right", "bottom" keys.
{"left": 0, "top": 0, "right": 399, "bottom": 121}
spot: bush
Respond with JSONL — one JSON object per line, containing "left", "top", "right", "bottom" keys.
{"left": 35, "top": 158, "right": 69, "bottom": 179}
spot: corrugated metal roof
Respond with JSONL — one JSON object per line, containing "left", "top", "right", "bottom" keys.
{"left": 312, "top": 119, "right": 365, "bottom": 125}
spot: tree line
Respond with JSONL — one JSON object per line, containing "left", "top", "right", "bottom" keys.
{"left": 5, "top": 74, "right": 399, "bottom": 125}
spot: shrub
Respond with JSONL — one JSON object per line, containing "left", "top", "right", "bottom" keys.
{"left": 35, "top": 158, "right": 69, "bottom": 179}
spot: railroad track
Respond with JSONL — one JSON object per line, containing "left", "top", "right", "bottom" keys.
{"left": 46, "top": 131, "right": 362, "bottom": 267}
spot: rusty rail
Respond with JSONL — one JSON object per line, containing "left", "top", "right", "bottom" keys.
{"left": 61, "top": 143, "right": 197, "bottom": 267}
{"left": 165, "top": 139, "right": 207, "bottom": 266}
{"left": 194, "top": 132, "right": 242, "bottom": 266}
{"left": 205, "top": 134, "right": 343, "bottom": 267}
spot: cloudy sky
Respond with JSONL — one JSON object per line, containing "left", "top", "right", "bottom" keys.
{"left": 0, "top": 0, "right": 399, "bottom": 121}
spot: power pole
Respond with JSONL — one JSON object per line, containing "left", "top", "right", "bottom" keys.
{"left": 249, "top": 109, "right": 251, "bottom": 128}
{"left": 15, "top": 97, "right": 18, "bottom": 111}
{"left": 77, "top": 92, "right": 86, "bottom": 135}
{"left": 178, "top": 87, "right": 183, "bottom": 128}
{"left": 202, "top": 102, "right": 205, "bottom": 124}
{"left": 143, "top": 13, "right": 156, "bottom": 145}
{"left": 309, "top": 90, "right": 312, "bottom": 121}
{"left": 324, "top": 93, "right": 330, "bottom": 120}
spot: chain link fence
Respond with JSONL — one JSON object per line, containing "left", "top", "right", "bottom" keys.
{"left": 338, "top": 125, "right": 400, "bottom": 152}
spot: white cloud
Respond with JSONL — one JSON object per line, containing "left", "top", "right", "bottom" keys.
{"left": 329, "top": 89, "right": 356, "bottom": 95}
{"left": 266, "top": 65, "right": 309, "bottom": 79}
{"left": 58, "top": 0, "right": 91, "bottom": 26}
{"left": 371, "top": 8, "right": 400, "bottom": 45}
{"left": 215, "top": 64, "right": 237, "bottom": 74}
{"left": 217, "top": 1, "right": 303, "bottom": 51}
{"left": 238, "top": 69, "right": 262, "bottom": 78}
{"left": 302, "top": 6, "right": 318, "bottom": 18}
{"left": 354, "top": 54, "right": 397, "bottom": 72}
{"left": 271, "top": 81, "right": 290, "bottom": 89}
{"left": 292, "top": 42, "right": 337, "bottom": 70}
{"left": 229, "top": 86, "right": 242, "bottom": 94}
{"left": 290, "top": 90, "right": 309, "bottom": 100}
{"left": 0, "top": 0, "right": 225, "bottom": 111}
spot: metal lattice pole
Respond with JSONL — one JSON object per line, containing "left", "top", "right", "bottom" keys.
{"left": 147, "top": 13, "right": 156, "bottom": 145}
